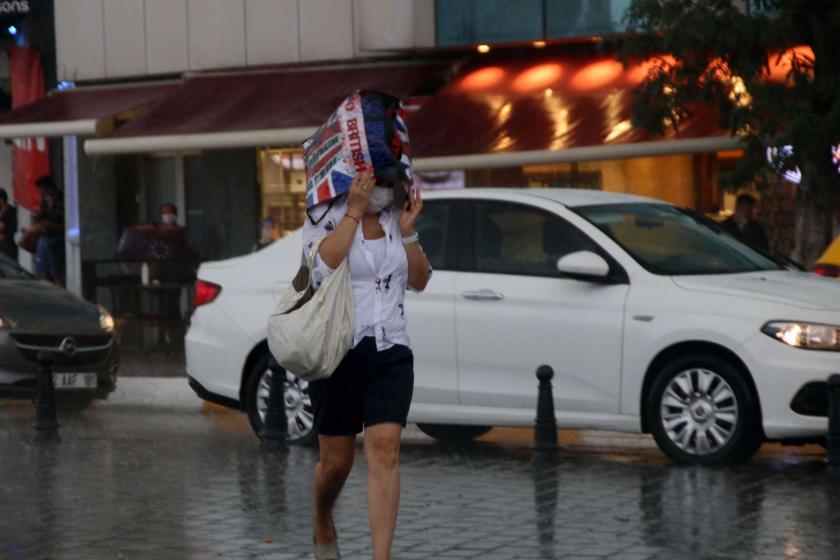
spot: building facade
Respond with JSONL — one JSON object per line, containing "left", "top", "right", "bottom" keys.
{"left": 0, "top": 0, "right": 779, "bottom": 308}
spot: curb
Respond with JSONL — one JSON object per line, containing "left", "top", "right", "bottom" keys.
{"left": 99, "top": 377, "right": 205, "bottom": 410}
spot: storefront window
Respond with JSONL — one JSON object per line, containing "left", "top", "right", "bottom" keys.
{"left": 259, "top": 148, "right": 307, "bottom": 238}
{"left": 462, "top": 154, "right": 699, "bottom": 208}
{"left": 436, "top": 0, "right": 631, "bottom": 46}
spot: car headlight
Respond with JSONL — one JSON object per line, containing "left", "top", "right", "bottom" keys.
{"left": 761, "top": 321, "right": 840, "bottom": 351}
{"left": 98, "top": 306, "right": 115, "bottom": 333}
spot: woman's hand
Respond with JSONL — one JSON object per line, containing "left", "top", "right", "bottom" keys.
{"left": 399, "top": 186, "right": 423, "bottom": 236}
{"left": 347, "top": 169, "right": 375, "bottom": 219}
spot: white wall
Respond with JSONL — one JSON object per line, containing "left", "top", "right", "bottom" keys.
{"left": 54, "top": 0, "right": 436, "bottom": 82}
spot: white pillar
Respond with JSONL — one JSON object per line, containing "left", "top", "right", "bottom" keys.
{"left": 64, "top": 135, "right": 82, "bottom": 296}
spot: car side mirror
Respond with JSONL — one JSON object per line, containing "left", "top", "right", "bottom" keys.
{"left": 556, "top": 251, "right": 610, "bottom": 281}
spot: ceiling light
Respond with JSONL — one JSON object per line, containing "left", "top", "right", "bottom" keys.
{"left": 477, "top": 44, "right": 491, "bottom": 54}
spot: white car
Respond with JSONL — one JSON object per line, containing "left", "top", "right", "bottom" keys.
{"left": 186, "top": 188, "right": 838, "bottom": 464}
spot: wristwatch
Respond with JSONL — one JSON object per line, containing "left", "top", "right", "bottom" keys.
{"left": 401, "top": 232, "right": 420, "bottom": 245}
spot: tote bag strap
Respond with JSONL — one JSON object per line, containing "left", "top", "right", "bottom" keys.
{"left": 307, "top": 235, "right": 329, "bottom": 271}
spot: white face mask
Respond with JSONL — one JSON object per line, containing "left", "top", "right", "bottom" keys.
{"left": 161, "top": 213, "right": 177, "bottom": 225}
{"left": 366, "top": 186, "right": 394, "bottom": 213}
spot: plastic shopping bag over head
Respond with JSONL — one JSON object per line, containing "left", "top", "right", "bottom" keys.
{"left": 302, "top": 90, "right": 413, "bottom": 209}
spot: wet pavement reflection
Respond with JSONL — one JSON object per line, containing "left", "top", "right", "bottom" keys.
{"left": 1, "top": 402, "right": 838, "bottom": 559}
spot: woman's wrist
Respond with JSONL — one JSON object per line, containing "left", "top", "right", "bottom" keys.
{"left": 344, "top": 213, "right": 361, "bottom": 225}
{"left": 400, "top": 227, "right": 416, "bottom": 237}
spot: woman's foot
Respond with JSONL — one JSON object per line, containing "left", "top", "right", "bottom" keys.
{"left": 313, "top": 515, "right": 340, "bottom": 559}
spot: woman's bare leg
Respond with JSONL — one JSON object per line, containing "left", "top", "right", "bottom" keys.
{"left": 364, "top": 422, "right": 402, "bottom": 560}
{"left": 314, "top": 435, "right": 356, "bottom": 544}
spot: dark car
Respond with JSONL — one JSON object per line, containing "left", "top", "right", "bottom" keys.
{"left": 0, "top": 253, "right": 118, "bottom": 411}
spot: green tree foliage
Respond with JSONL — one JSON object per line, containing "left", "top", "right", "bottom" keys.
{"left": 618, "top": 0, "right": 840, "bottom": 264}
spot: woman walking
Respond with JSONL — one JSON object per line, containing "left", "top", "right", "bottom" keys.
{"left": 304, "top": 168, "right": 431, "bottom": 560}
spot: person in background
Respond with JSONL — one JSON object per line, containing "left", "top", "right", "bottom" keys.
{"left": 160, "top": 203, "right": 179, "bottom": 226}
{"left": 253, "top": 217, "right": 278, "bottom": 252}
{"left": 0, "top": 188, "right": 17, "bottom": 261}
{"left": 33, "top": 175, "right": 65, "bottom": 286}
{"left": 722, "top": 193, "right": 769, "bottom": 252}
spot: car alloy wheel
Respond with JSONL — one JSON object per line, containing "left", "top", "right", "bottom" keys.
{"left": 659, "top": 368, "right": 739, "bottom": 456}
{"left": 256, "top": 367, "right": 314, "bottom": 443}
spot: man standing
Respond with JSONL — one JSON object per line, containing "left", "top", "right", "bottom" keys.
{"left": 722, "top": 194, "right": 769, "bottom": 252}
{"left": 33, "top": 175, "right": 65, "bottom": 286}
{"left": 0, "top": 188, "right": 17, "bottom": 260}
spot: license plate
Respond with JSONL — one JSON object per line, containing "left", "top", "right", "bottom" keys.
{"left": 52, "top": 373, "right": 97, "bottom": 390}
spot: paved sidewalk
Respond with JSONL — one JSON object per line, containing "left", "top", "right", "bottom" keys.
{"left": 0, "top": 402, "right": 837, "bottom": 560}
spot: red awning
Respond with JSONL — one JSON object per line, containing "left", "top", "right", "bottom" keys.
{"left": 85, "top": 60, "right": 449, "bottom": 155}
{"left": 0, "top": 81, "right": 181, "bottom": 138}
{"left": 407, "top": 52, "right": 736, "bottom": 170}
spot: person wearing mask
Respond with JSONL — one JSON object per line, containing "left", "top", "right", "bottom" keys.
{"left": 160, "top": 203, "right": 179, "bottom": 226}
{"left": 0, "top": 188, "right": 17, "bottom": 260}
{"left": 722, "top": 193, "right": 769, "bottom": 252}
{"left": 33, "top": 176, "right": 65, "bottom": 286}
{"left": 305, "top": 170, "right": 430, "bottom": 560}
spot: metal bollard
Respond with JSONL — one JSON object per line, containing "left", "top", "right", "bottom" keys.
{"left": 827, "top": 374, "right": 840, "bottom": 468}
{"left": 32, "top": 351, "right": 60, "bottom": 443}
{"left": 260, "top": 357, "right": 288, "bottom": 452}
{"left": 533, "top": 365, "right": 559, "bottom": 456}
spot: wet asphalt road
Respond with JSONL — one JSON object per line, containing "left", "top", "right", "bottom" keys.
{"left": 0, "top": 401, "right": 838, "bottom": 560}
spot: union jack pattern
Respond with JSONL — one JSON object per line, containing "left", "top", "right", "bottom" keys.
{"left": 303, "top": 91, "right": 414, "bottom": 209}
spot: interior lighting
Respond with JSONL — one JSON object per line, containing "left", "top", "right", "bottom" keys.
{"left": 570, "top": 59, "right": 623, "bottom": 92}
{"left": 533, "top": 40, "right": 546, "bottom": 48}
{"left": 477, "top": 44, "right": 491, "bottom": 54}
{"left": 459, "top": 66, "right": 506, "bottom": 91}
{"left": 7, "top": 26, "right": 16, "bottom": 36}
{"left": 544, "top": 88, "right": 553, "bottom": 97}
{"left": 512, "top": 63, "right": 563, "bottom": 93}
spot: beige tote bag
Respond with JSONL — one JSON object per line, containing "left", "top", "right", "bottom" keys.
{"left": 267, "top": 236, "right": 355, "bottom": 381}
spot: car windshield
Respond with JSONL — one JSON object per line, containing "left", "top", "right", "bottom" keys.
{"left": 0, "top": 252, "right": 34, "bottom": 280}
{"left": 575, "top": 203, "right": 781, "bottom": 275}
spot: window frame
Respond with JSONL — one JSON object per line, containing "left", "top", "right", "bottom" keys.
{"left": 415, "top": 199, "right": 462, "bottom": 272}
{"left": 454, "top": 198, "right": 628, "bottom": 284}
{"left": 572, "top": 203, "right": 784, "bottom": 276}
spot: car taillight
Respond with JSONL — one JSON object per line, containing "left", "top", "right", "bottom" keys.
{"left": 812, "top": 263, "right": 840, "bottom": 278}
{"left": 193, "top": 280, "right": 222, "bottom": 307}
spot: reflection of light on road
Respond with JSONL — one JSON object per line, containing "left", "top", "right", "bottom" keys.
{"left": 785, "top": 536, "right": 802, "bottom": 559}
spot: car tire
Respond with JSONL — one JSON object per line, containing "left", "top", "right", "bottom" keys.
{"left": 245, "top": 351, "right": 317, "bottom": 447}
{"left": 417, "top": 423, "right": 492, "bottom": 442}
{"left": 647, "top": 353, "right": 763, "bottom": 465}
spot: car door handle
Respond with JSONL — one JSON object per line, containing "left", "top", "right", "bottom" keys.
{"left": 461, "top": 289, "right": 505, "bottom": 301}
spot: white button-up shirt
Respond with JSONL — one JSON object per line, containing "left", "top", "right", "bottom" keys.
{"left": 303, "top": 196, "right": 411, "bottom": 352}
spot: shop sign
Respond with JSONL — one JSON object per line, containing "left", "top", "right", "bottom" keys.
{"left": 0, "top": 1, "right": 30, "bottom": 18}
{"left": 10, "top": 46, "right": 49, "bottom": 211}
